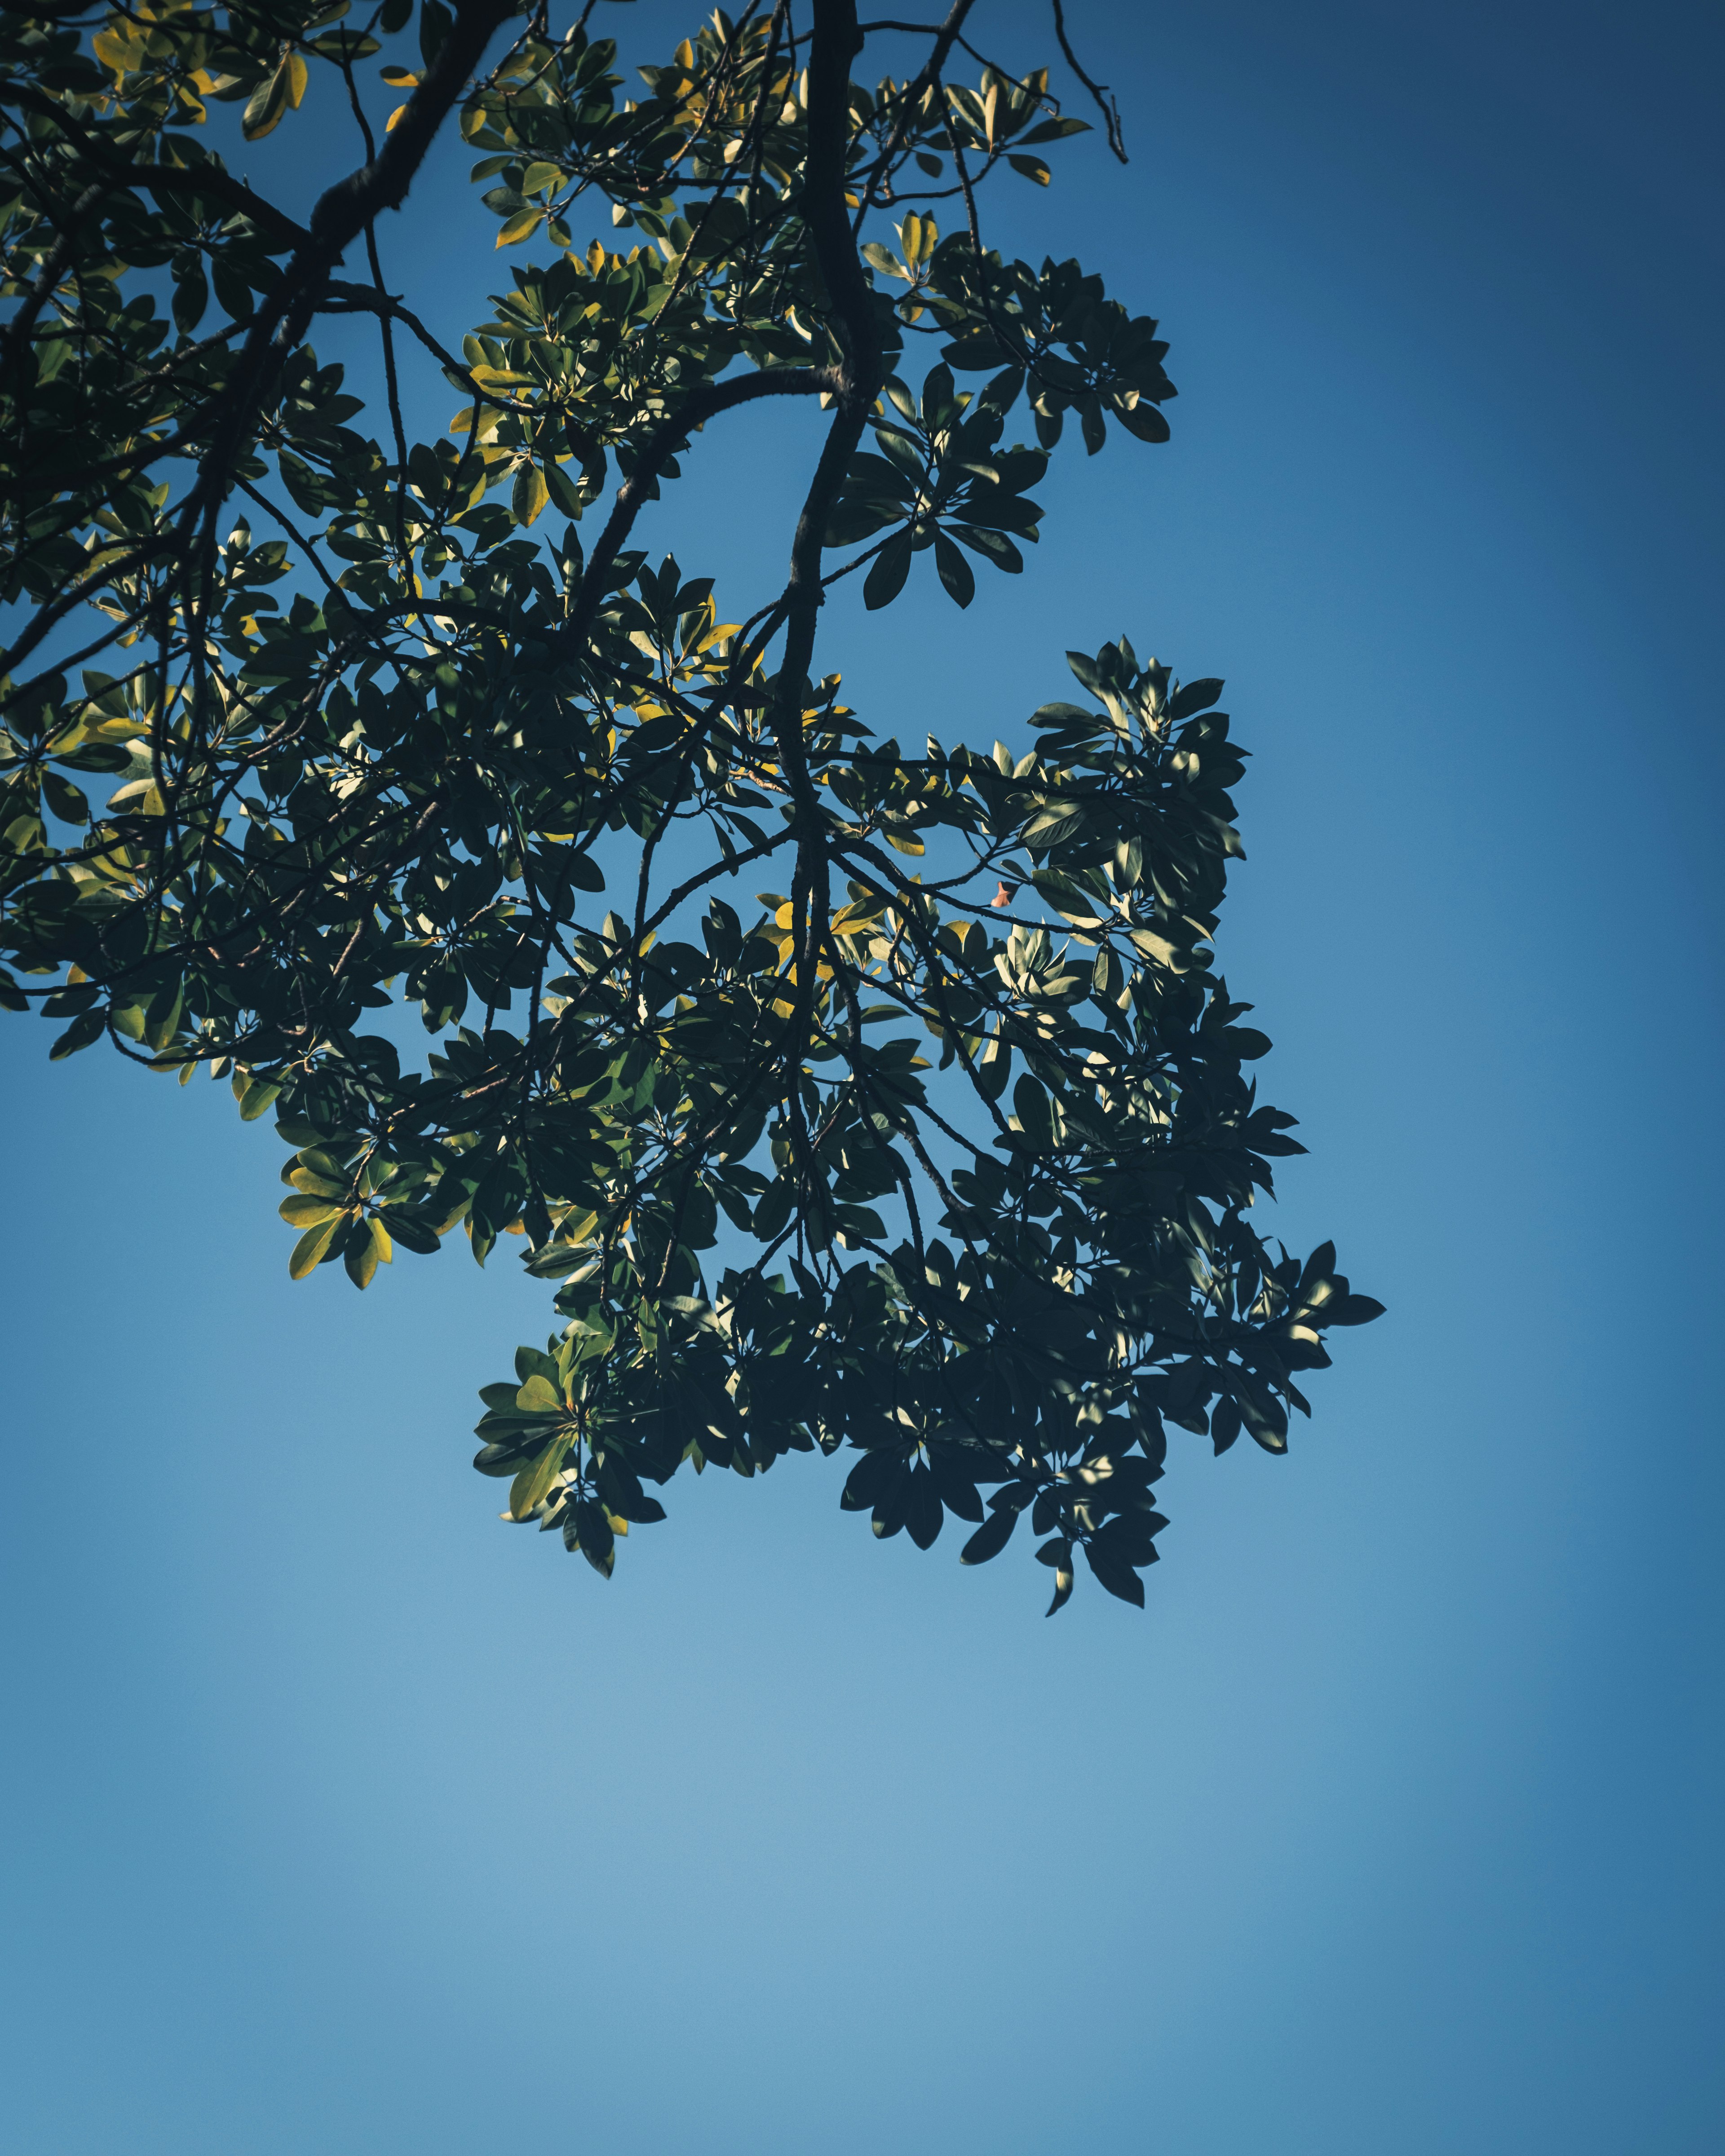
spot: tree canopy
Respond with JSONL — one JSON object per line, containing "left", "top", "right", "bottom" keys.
{"left": 0, "top": 0, "right": 1381, "bottom": 1612}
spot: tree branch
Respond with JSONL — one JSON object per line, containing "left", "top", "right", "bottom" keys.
{"left": 179, "top": 0, "right": 519, "bottom": 543}
{"left": 0, "top": 80, "right": 314, "bottom": 251}
{"left": 565, "top": 365, "right": 840, "bottom": 645}
{"left": 1051, "top": 0, "right": 1126, "bottom": 162}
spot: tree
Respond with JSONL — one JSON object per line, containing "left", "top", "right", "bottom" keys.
{"left": 0, "top": 0, "right": 1381, "bottom": 1612}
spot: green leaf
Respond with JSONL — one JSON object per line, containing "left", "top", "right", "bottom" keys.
{"left": 862, "top": 530, "right": 913, "bottom": 610}
{"left": 1084, "top": 1542, "right": 1146, "bottom": 1606}
{"left": 1116, "top": 400, "right": 1172, "bottom": 444}
{"left": 960, "top": 1507, "right": 1017, "bottom": 1565}
{"left": 544, "top": 459, "right": 588, "bottom": 516}
{"left": 933, "top": 529, "right": 975, "bottom": 608}
{"left": 509, "top": 1432, "right": 571, "bottom": 1520}
{"left": 289, "top": 1216, "right": 344, "bottom": 1279}
{"left": 948, "top": 524, "right": 1024, "bottom": 574}
{"left": 344, "top": 1217, "right": 386, "bottom": 1289}
{"left": 242, "top": 61, "right": 291, "bottom": 141}
{"left": 48, "top": 1009, "right": 104, "bottom": 1060}
{"left": 1012, "top": 1072, "right": 1054, "bottom": 1149}
{"left": 1167, "top": 677, "right": 1224, "bottom": 721}
{"left": 237, "top": 1078, "right": 282, "bottom": 1122}
{"left": 0, "top": 39, "right": 1375, "bottom": 1620}
{"left": 279, "top": 1194, "right": 341, "bottom": 1228}
{"left": 1035, "top": 1537, "right": 1075, "bottom": 1616}
{"left": 1328, "top": 1294, "right": 1386, "bottom": 1325}
{"left": 512, "top": 461, "right": 549, "bottom": 527}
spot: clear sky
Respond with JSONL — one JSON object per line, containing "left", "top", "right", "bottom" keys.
{"left": 3, "top": 4, "right": 1721, "bottom": 2151}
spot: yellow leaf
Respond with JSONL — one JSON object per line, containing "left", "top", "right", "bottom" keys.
{"left": 92, "top": 27, "right": 142, "bottom": 75}
{"left": 285, "top": 51, "right": 308, "bottom": 109}
{"left": 289, "top": 1215, "right": 343, "bottom": 1279}
{"left": 495, "top": 207, "right": 546, "bottom": 248}
{"left": 385, "top": 103, "right": 409, "bottom": 133}
{"left": 279, "top": 1195, "right": 341, "bottom": 1227}
{"left": 511, "top": 460, "right": 549, "bottom": 527}
{"left": 288, "top": 1166, "right": 346, "bottom": 1198}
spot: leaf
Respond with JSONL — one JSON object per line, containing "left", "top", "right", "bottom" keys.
{"left": 92, "top": 26, "right": 142, "bottom": 75}
{"left": 1013, "top": 1073, "right": 1054, "bottom": 1149}
{"left": 1084, "top": 1542, "right": 1146, "bottom": 1606}
{"left": 1116, "top": 400, "right": 1172, "bottom": 444}
{"left": 903, "top": 1473, "right": 943, "bottom": 1549}
{"left": 574, "top": 1498, "right": 615, "bottom": 1576}
{"left": 515, "top": 1374, "right": 563, "bottom": 1413}
{"left": 1036, "top": 1537, "right": 1075, "bottom": 1616}
{"left": 948, "top": 524, "right": 1024, "bottom": 574}
{"left": 289, "top": 1215, "right": 344, "bottom": 1279}
{"left": 279, "top": 1195, "right": 341, "bottom": 1228}
{"left": 1235, "top": 1382, "right": 1290, "bottom": 1454}
{"left": 933, "top": 530, "right": 975, "bottom": 608}
{"left": 511, "top": 461, "right": 549, "bottom": 527}
{"left": 544, "top": 459, "right": 588, "bottom": 516}
{"left": 960, "top": 1507, "right": 1017, "bottom": 1565}
{"left": 1328, "top": 1295, "right": 1386, "bottom": 1326}
{"left": 49, "top": 1010, "right": 104, "bottom": 1060}
{"left": 863, "top": 530, "right": 913, "bottom": 610}
{"left": 976, "top": 1030, "right": 1010, "bottom": 1100}
{"left": 509, "top": 1432, "right": 571, "bottom": 1520}
{"left": 237, "top": 1079, "right": 281, "bottom": 1122}
{"left": 1166, "top": 677, "right": 1224, "bottom": 721}
{"left": 345, "top": 1219, "right": 384, "bottom": 1289}
{"left": 242, "top": 62, "right": 292, "bottom": 141}
{"left": 495, "top": 208, "right": 546, "bottom": 248}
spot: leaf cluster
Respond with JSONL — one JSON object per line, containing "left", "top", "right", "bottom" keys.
{"left": 0, "top": 1, "right": 1379, "bottom": 1613}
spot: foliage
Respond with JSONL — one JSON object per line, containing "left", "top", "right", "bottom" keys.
{"left": 0, "top": 0, "right": 1380, "bottom": 1612}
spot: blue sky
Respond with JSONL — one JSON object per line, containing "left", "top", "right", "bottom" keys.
{"left": 3, "top": 4, "right": 1721, "bottom": 2151}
